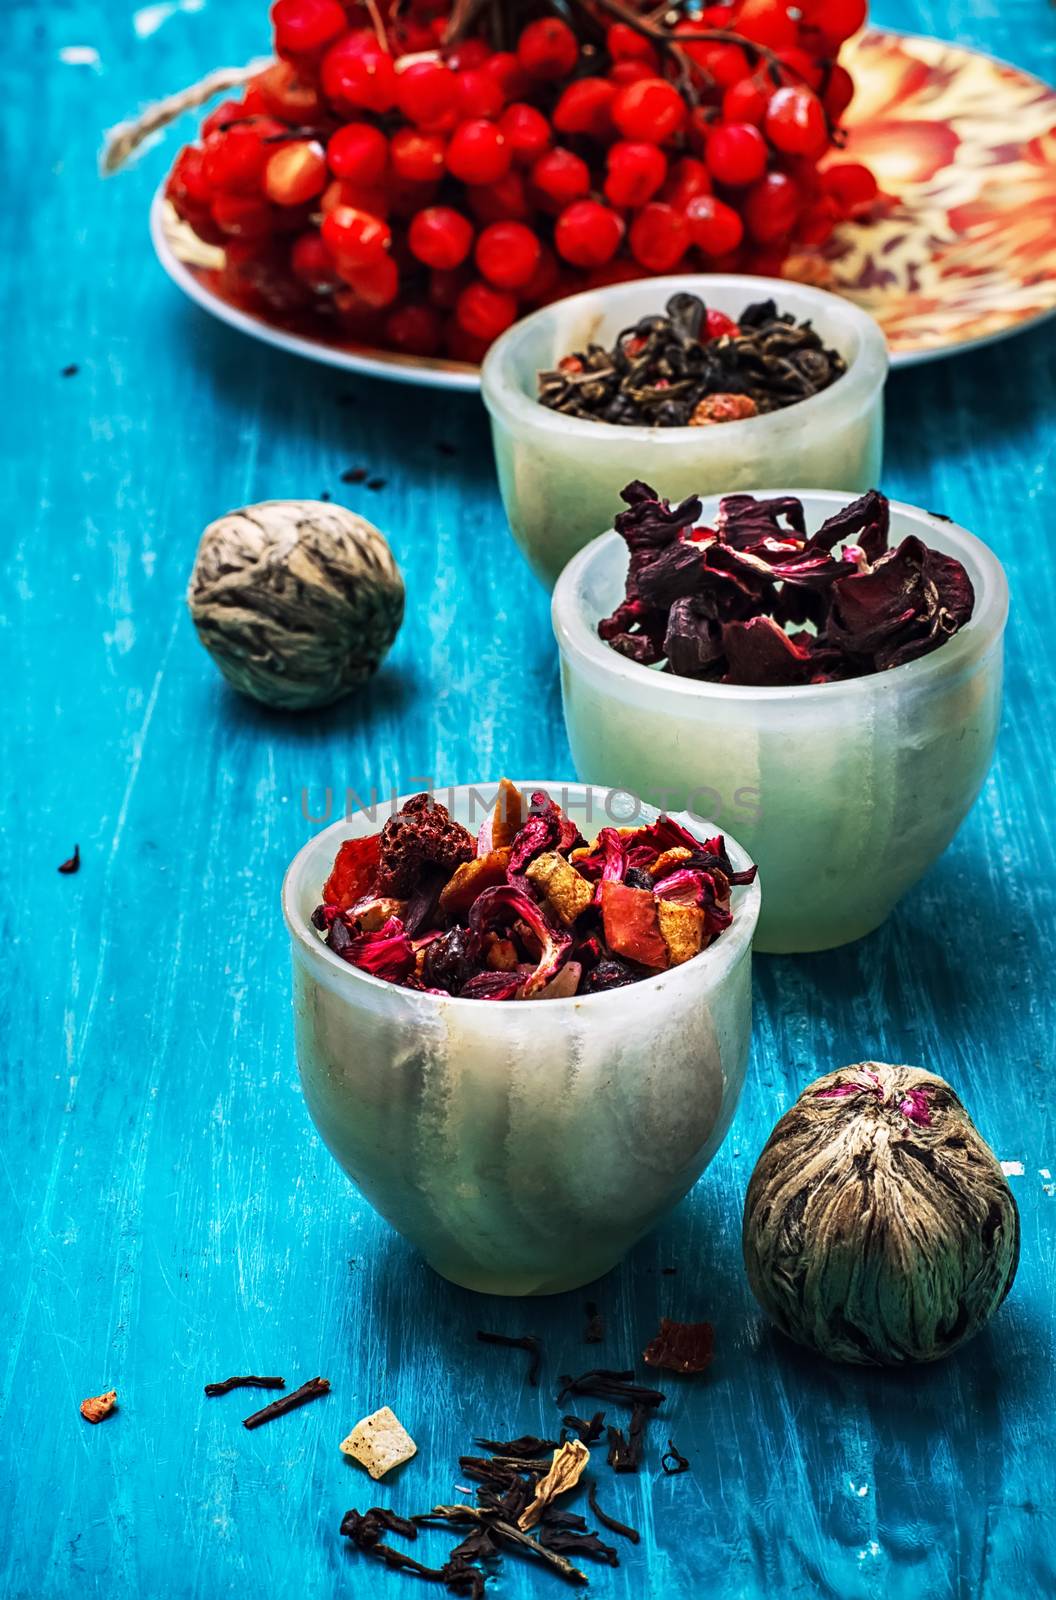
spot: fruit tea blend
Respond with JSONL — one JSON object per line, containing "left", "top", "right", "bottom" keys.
{"left": 164, "top": 0, "right": 879, "bottom": 360}
{"left": 538, "top": 292, "right": 846, "bottom": 425}
{"left": 599, "top": 484, "right": 975, "bottom": 686}
{"left": 312, "top": 779, "right": 756, "bottom": 997}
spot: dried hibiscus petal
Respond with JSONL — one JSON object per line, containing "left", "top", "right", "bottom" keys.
{"left": 721, "top": 615, "right": 814, "bottom": 686}
{"left": 507, "top": 791, "right": 584, "bottom": 881}
{"left": 470, "top": 884, "right": 572, "bottom": 997}
{"left": 334, "top": 916, "right": 415, "bottom": 982}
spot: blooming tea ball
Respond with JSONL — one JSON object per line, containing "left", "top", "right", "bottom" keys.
{"left": 742, "top": 1063, "right": 1019, "bottom": 1365}
{"left": 187, "top": 500, "right": 404, "bottom": 711}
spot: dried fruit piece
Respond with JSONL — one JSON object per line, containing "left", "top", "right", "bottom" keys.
{"left": 600, "top": 880, "right": 669, "bottom": 969}
{"left": 656, "top": 900, "right": 706, "bottom": 966}
{"left": 80, "top": 1390, "right": 117, "bottom": 1424}
{"left": 322, "top": 834, "right": 381, "bottom": 910}
{"left": 690, "top": 393, "right": 758, "bottom": 425}
{"left": 642, "top": 1317, "right": 715, "bottom": 1374}
{"left": 341, "top": 1405, "right": 418, "bottom": 1479}
{"left": 377, "top": 794, "right": 474, "bottom": 897}
{"left": 517, "top": 1439, "right": 590, "bottom": 1530}
{"left": 439, "top": 848, "right": 512, "bottom": 913}
{"left": 525, "top": 851, "right": 594, "bottom": 926}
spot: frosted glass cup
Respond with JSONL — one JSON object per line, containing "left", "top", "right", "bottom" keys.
{"left": 552, "top": 496, "right": 1008, "bottom": 955}
{"left": 282, "top": 782, "right": 760, "bottom": 1296}
{"left": 481, "top": 274, "right": 888, "bottom": 589}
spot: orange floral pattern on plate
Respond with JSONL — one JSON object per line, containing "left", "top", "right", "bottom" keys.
{"left": 786, "top": 29, "right": 1056, "bottom": 362}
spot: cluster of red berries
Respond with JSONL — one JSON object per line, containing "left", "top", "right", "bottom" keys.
{"left": 165, "top": 0, "right": 879, "bottom": 362}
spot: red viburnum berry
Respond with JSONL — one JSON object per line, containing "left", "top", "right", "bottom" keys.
{"left": 628, "top": 201, "right": 690, "bottom": 271}
{"left": 384, "top": 302, "right": 442, "bottom": 356}
{"left": 322, "top": 203, "right": 391, "bottom": 267}
{"left": 475, "top": 220, "right": 542, "bottom": 290}
{"left": 685, "top": 193, "right": 744, "bottom": 255}
{"left": 500, "top": 102, "right": 552, "bottom": 165}
{"left": 321, "top": 32, "right": 398, "bottom": 115}
{"left": 706, "top": 122, "right": 768, "bottom": 186}
{"left": 446, "top": 119, "right": 511, "bottom": 185}
{"left": 530, "top": 147, "right": 590, "bottom": 210}
{"left": 396, "top": 60, "right": 459, "bottom": 131}
{"left": 264, "top": 139, "right": 328, "bottom": 205}
{"left": 743, "top": 170, "right": 800, "bottom": 241}
{"left": 765, "top": 85, "right": 828, "bottom": 157}
{"left": 327, "top": 123, "right": 388, "bottom": 184}
{"left": 407, "top": 206, "right": 474, "bottom": 270}
{"left": 604, "top": 141, "right": 667, "bottom": 208}
{"left": 517, "top": 17, "right": 578, "bottom": 81}
{"left": 612, "top": 77, "right": 686, "bottom": 143}
{"left": 552, "top": 77, "right": 615, "bottom": 138}
{"left": 271, "top": 0, "right": 346, "bottom": 58}
{"left": 390, "top": 129, "right": 446, "bottom": 184}
{"left": 456, "top": 280, "right": 519, "bottom": 340}
{"left": 554, "top": 200, "right": 624, "bottom": 268}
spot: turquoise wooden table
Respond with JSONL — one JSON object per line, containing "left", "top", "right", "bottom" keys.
{"left": 3, "top": 2, "right": 1055, "bottom": 1595}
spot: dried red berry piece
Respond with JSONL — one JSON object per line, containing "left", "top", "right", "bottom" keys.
{"left": 321, "top": 833, "right": 381, "bottom": 909}
{"left": 58, "top": 844, "right": 81, "bottom": 875}
{"left": 642, "top": 1317, "right": 715, "bottom": 1375}
{"left": 507, "top": 790, "right": 585, "bottom": 880}
{"left": 376, "top": 794, "right": 475, "bottom": 897}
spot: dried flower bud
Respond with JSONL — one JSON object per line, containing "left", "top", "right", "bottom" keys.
{"left": 742, "top": 1063, "right": 1019, "bottom": 1365}
{"left": 187, "top": 500, "right": 404, "bottom": 711}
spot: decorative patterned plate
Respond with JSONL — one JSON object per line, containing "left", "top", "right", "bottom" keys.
{"left": 787, "top": 28, "right": 1056, "bottom": 365}
{"left": 152, "top": 29, "right": 1056, "bottom": 384}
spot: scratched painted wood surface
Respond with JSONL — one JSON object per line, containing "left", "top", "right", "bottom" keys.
{"left": 3, "top": 2, "right": 1055, "bottom": 1596}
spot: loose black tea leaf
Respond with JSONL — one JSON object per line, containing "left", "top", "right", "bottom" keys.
{"left": 606, "top": 1403, "right": 650, "bottom": 1473}
{"left": 561, "top": 1412, "right": 606, "bottom": 1445}
{"left": 417, "top": 1507, "right": 588, "bottom": 1587}
{"left": 476, "top": 1331, "right": 542, "bottom": 1387}
{"left": 538, "top": 294, "right": 846, "bottom": 428}
{"left": 587, "top": 1483, "right": 640, "bottom": 1544}
{"left": 538, "top": 1526, "right": 620, "bottom": 1567}
{"left": 341, "top": 1507, "right": 480, "bottom": 1594}
{"left": 61, "top": 363, "right": 79, "bottom": 378}
{"left": 367, "top": 477, "right": 387, "bottom": 491}
{"left": 341, "top": 467, "right": 368, "bottom": 483}
{"left": 204, "top": 1374, "right": 285, "bottom": 1397}
{"left": 556, "top": 1369, "right": 665, "bottom": 1409}
{"left": 661, "top": 1438, "right": 691, "bottom": 1476}
{"left": 583, "top": 1302, "right": 604, "bottom": 1344}
{"left": 242, "top": 1375, "right": 329, "bottom": 1429}
{"left": 476, "top": 1440, "right": 560, "bottom": 1465}
{"left": 475, "top": 1434, "right": 559, "bottom": 1458}
{"left": 57, "top": 845, "right": 80, "bottom": 875}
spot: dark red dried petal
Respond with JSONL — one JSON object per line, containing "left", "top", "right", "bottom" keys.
{"left": 717, "top": 493, "right": 806, "bottom": 546}
{"left": 507, "top": 791, "right": 585, "bottom": 880}
{"left": 642, "top": 1317, "right": 715, "bottom": 1375}
{"left": 614, "top": 480, "right": 702, "bottom": 555}
{"left": 335, "top": 916, "right": 415, "bottom": 982}
{"left": 812, "top": 488, "right": 889, "bottom": 561}
{"left": 663, "top": 597, "right": 723, "bottom": 678}
{"left": 721, "top": 616, "right": 814, "bottom": 686}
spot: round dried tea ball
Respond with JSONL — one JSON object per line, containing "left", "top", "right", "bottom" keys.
{"left": 742, "top": 1063, "right": 1019, "bottom": 1366}
{"left": 187, "top": 500, "right": 404, "bottom": 711}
